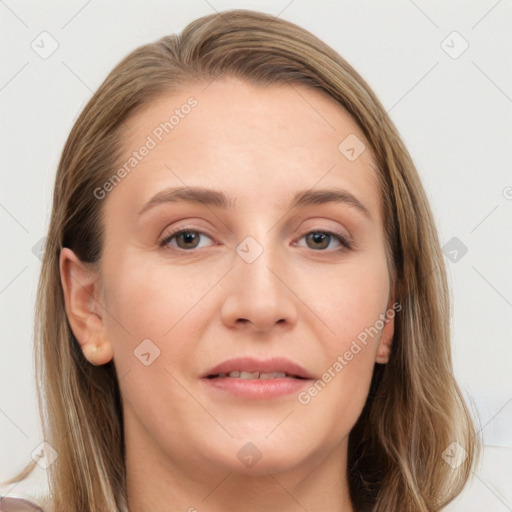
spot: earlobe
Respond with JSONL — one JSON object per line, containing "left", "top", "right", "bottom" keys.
{"left": 375, "top": 333, "right": 392, "bottom": 364}
{"left": 59, "top": 248, "right": 114, "bottom": 366}
{"left": 82, "top": 315, "right": 115, "bottom": 365}
{"left": 375, "top": 299, "right": 397, "bottom": 364}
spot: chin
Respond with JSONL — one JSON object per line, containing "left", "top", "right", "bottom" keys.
{"left": 199, "top": 434, "right": 315, "bottom": 476}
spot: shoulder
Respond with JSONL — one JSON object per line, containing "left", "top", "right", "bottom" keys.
{"left": 0, "top": 497, "right": 44, "bottom": 511}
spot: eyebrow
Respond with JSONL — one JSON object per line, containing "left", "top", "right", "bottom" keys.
{"left": 138, "top": 186, "right": 372, "bottom": 220}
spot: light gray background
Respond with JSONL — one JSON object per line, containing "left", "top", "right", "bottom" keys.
{"left": 1, "top": 0, "right": 511, "bottom": 509}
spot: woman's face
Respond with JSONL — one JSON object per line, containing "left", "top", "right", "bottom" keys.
{"left": 80, "top": 78, "right": 395, "bottom": 477}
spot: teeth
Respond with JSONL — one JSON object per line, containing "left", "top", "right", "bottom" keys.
{"left": 217, "top": 371, "right": 288, "bottom": 379}
{"left": 260, "top": 372, "right": 286, "bottom": 379}
{"left": 239, "top": 371, "right": 260, "bottom": 380}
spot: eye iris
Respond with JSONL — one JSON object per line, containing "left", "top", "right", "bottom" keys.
{"left": 307, "top": 232, "right": 330, "bottom": 250}
{"left": 177, "top": 231, "right": 200, "bottom": 249}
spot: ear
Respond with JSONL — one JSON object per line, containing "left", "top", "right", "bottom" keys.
{"left": 375, "top": 297, "right": 399, "bottom": 364}
{"left": 59, "top": 248, "right": 113, "bottom": 366}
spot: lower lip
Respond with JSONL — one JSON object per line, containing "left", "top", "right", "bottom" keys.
{"left": 201, "top": 376, "right": 311, "bottom": 399}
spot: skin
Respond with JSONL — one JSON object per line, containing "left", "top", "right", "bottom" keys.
{"left": 60, "top": 77, "right": 395, "bottom": 512}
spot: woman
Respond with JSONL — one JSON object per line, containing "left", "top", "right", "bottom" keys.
{"left": 4, "top": 9, "right": 479, "bottom": 512}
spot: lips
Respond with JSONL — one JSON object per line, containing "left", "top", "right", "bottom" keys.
{"left": 202, "top": 357, "right": 314, "bottom": 399}
{"left": 204, "top": 357, "right": 314, "bottom": 380}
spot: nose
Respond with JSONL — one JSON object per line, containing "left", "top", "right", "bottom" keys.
{"left": 220, "top": 239, "right": 298, "bottom": 333}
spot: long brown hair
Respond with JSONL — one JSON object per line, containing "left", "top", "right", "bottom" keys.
{"left": 27, "top": 9, "right": 479, "bottom": 511}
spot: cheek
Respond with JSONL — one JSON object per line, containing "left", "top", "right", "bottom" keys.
{"left": 99, "top": 252, "right": 228, "bottom": 383}
{"left": 99, "top": 256, "right": 215, "bottom": 418}
{"left": 309, "top": 255, "right": 390, "bottom": 345}
{"left": 300, "top": 252, "right": 390, "bottom": 399}
{"left": 102, "top": 254, "right": 216, "bottom": 334}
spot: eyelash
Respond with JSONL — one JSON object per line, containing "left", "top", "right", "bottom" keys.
{"left": 159, "top": 228, "right": 352, "bottom": 252}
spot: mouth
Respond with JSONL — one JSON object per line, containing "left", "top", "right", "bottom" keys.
{"left": 207, "top": 370, "right": 309, "bottom": 380}
{"left": 201, "top": 357, "right": 313, "bottom": 399}
{"left": 204, "top": 356, "right": 314, "bottom": 380}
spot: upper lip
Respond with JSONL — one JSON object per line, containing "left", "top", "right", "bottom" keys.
{"left": 204, "top": 357, "right": 314, "bottom": 379}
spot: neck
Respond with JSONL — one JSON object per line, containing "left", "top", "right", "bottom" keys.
{"left": 125, "top": 430, "right": 355, "bottom": 512}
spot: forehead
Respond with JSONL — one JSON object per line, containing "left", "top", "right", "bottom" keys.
{"left": 110, "top": 77, "right": 382, "bottom": 221}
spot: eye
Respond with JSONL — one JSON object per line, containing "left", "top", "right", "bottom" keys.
{"left": 295, "top": 230, "right": 351, "bottom": 251}
{"left": 159, "top": 228, "right": 351, "bottom": 252}
{"left": 160, "top": 229, "right": 214, "bottom": 250}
